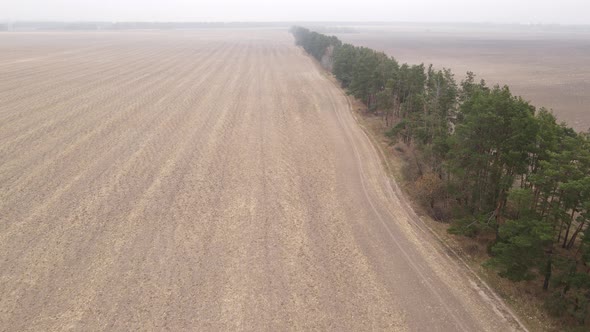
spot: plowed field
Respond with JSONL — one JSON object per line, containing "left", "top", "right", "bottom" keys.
{"left": 0, "top": 30, "right": 525, "bottom": 331}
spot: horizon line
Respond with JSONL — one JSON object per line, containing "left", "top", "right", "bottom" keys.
{"left": 1, "top": 20, "right": 590, "bottom": 26}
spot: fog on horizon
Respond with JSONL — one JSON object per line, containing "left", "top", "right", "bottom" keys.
{"left": 2, "top": 0, "right": 589, "bottom": 25}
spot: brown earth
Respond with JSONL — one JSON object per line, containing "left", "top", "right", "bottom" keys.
{"left": 1, "top": 29, "right": 526, "bottom": 331}
{"left": 332, "top": 24, "right": 590, "bottom": 132}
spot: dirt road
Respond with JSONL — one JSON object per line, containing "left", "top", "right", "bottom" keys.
{"left": 0, "top": 30, "right": 525, "bottom": 331}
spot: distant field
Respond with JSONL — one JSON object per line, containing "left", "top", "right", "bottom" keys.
{"left": 332, "top": 24, "right": 590, "bottom": 132}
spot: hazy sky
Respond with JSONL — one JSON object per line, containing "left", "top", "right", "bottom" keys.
{"left": 2, "top": 0, "right": 589, "bottom": 24}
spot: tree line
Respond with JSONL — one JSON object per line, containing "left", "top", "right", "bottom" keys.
{"left": 291, "top": 26, "right": 590, "bottom": 327}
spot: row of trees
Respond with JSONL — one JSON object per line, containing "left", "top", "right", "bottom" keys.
{"left": 291, "top": 26, "right": 590, "bottom": 327}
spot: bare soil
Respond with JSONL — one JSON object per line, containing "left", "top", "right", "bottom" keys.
{"left": 1, "top": 30, "right": 526, "bottom": 331}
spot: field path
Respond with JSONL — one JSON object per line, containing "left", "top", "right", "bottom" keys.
{"left": 0, "top": 30, "right": 524, "bottom": 331}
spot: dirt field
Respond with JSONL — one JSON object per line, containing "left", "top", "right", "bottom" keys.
{"left": 332, "top": 24, "right": 590, "bottom": 132}
{"left": 0, "top": 30, "right": 525, "bottom": 330}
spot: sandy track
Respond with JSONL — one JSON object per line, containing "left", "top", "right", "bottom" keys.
{"left": 0, "top": 30, "right": 524, "bottom": 331}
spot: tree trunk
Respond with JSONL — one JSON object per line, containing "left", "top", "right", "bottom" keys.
{"left": 562, "top": 209, "right": 576, "bottom": 248}
{"left": 566, "top": 221, "right": 585, "bottom": 250}
{"left": 557, "top": 220, "right": 564, "bottom": 243}
{"left": 543, "top": 253, "right": 552, "bottom": 291}
{"left": 532, "top": 186, "right": 541, "bottom": 212}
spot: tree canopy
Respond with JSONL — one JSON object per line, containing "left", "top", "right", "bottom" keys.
{"left": 292, "top": 26, "right": 590, "bottom": 327}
